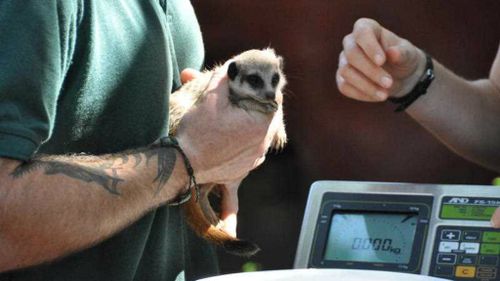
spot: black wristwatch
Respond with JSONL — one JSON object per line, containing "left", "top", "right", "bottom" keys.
{"left": 388, "top": 52, "right": 435, "bottom": 112}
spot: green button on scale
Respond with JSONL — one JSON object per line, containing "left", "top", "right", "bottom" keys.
{"left": 480, "top": 243, "right": 500, "bottom": 255}
{"left": 482, "top": 231, "right": 500, "bottom": 243}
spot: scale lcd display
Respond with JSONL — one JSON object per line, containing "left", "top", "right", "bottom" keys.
{"left": 324, "top": 212, "right": 418, "bottom": 264}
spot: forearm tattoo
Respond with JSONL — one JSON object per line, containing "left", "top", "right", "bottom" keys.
{"left": 11, "top": 161, "right": 124, "bottom": 195}
{"left": 10, "top": 146, "right": 177, "bottom": 196}
{"left": 142, "top": 147, "right": 177, "bottom": 194}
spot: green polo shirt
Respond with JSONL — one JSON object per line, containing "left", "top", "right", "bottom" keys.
{"left": 0, "top": 0, "right": 217, "bottom": 280}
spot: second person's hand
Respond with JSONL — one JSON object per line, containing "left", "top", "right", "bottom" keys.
{"left": 337, "top": 18, "right": 427, "bottom": 102}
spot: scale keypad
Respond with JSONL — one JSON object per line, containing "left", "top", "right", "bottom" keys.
{"left": 430, "top": 226, "right": 499, "bottom": 280}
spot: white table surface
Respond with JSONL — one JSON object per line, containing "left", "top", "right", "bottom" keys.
{"left": 198, "top": 269, "right": 452, "bottom": 281}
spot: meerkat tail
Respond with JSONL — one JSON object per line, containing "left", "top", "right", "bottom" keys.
{"left": 181, "top": 187, "right": 260, "bottom": 257}
{"left": 221, "top": 237, "right": 261, "bottom": 257}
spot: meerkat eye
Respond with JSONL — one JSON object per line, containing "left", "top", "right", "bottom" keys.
{"left": 246, "top": 74, "right": 264, "bottom": 89}
{"left": 271, "top": 73, "right": 280, "bottom": 87}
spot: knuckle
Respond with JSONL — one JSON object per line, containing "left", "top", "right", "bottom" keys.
{"left": 336, "top": 71, "right": 343, "bottom": 83}
{"left": 354, "top": 23, "right": 370, "bottom": 37}
{"left": 354, "top": 18, "right": 375, "bottom": 30}
{"left": 335, "top": 70, "right": 343, "bottom": 81}
{"left": 338, "top": 51, "right": 345, "bottom": 62}
{"left": 338, "top": 52, "right": 348, "bottom": 67}
{"left": 401, "top": 39, "right": 411, "bottom": 47}
{"left": 399, "top": 39, "right": 411, "bottom": 53}
{"left": 354, "top": 18, "right": 366, "bottom": 29}
{"left": 337, "top": 79, "right": 349, "bottom": 94}
{"left": 342, "top": 34, "right": 354, "bottom": 48}
{"left": 338, "top": 64, "right": 351, "bottom": 78}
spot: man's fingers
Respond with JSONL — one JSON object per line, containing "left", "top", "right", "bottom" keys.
{"left": 341, "top": 39, "right": 393, "bottom": 89}
{"left": 220, "top": 181, "right": 241, "bottom": 238}
{"left": 337, "top": 71, "right": 387, "bottom": 102}
{"left": 491, "top": 207, "right": 500, "bottom": 228}
{"left": 337, "top": 59, "right": 389, "bottom": 100}
{"left": 353, "top": 18, "right": 385, "bottom": 66}
{"left": 180, "top": 68, "right": 202, "bottom": 84}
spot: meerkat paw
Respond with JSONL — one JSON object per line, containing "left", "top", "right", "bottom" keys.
{"left": 271, "top": 124, "right": 287, "bottom": 151}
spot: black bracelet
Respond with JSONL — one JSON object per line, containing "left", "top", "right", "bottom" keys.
{"left": 388, "top": 52, "right": 435, "bottom": 112}
{"left": 159, "top": 136, "right": 200, "bottom": 206}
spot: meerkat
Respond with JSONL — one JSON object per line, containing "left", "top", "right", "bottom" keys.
{"left": 168, "top": 48, "right": 287, "bottom": 257}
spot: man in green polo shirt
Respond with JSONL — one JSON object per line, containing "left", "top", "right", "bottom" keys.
{"left": 0, "top": 1, "right": 274, "bottom": 280}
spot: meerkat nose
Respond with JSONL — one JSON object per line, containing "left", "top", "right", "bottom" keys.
{"left": 264, "top": 91, "right": 276, "bottom": 100}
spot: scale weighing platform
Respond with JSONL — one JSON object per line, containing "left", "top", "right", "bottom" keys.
{"left": 294, "top": 181, "right": 500, "bottom": 281}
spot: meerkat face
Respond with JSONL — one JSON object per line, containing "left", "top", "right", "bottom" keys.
{"left": 226, "top": 49, "right": 286, "bottom": 113}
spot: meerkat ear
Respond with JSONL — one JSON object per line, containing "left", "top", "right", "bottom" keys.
{"left": 228, "top": 61, "right": 239, "bottom": 80}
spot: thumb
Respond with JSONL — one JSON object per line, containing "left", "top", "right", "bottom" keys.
{"left": 180, "top": 68, "right": 202, "bottom": 84}
{"left": 386, "top": 45, "right": 412, "bottom": 66}
{"left": 220, "top": 180, "right": 242, "bottom": 238}
{"left": 491, "top": 207, "right": 500, "bottom": 228}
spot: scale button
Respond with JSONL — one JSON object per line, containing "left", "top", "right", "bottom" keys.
{"left": 434, "top": 265, "right": 454, "bottom": 277}
{"left": 441, "top": 230, "right": 461, "bottom": 241}
{"left": 479, "top": 255, "right": 499, "bottom": 266}
{"left": 477, "top": 267, "right": 498, "bottom": 279}
{"left": 482, "top": 231, "right": 500, "bottom": 243}
{"left": 439, "top": 242, "right": 459, "bottom": 253}
{"left": 480, "top": 243, "right": 500, "bottom": 255}
{"left": 463, "top": 231, "right": 481, "bottom": 241}
{"left": 459, "top": 242, "right": 480, "bottom": 254}
{"left": 477, "top": 267, "right": 497, "bottom": 273}
{"left": 437, "top": 253, "right": 457, "bottom": 264}
{"left": 455, "top": 266, "right": 476, "bottom": 278}
{"left": 458, "top": 255, "right": 477, "bottom": 265}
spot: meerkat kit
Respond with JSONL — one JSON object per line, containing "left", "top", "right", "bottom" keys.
{"left": 168, "top": 49, "right": 287, "bottom": 257}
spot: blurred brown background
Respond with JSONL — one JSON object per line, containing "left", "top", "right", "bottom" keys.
{"left": 191, "top": 0, "right": 500, "bottom": 274}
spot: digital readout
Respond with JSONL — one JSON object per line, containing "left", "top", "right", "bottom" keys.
{"left": 324, "top": 212, "right": 418, "bottom": 264}
{"left": 440, "top": 205, "right": 497, "bottom": 220}
{"left": 440, "top": 196, "right": 500, "bottom": 220}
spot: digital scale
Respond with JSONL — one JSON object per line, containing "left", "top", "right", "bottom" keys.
{"left": 294, "top": 181, "right": 500, "bottom": 281}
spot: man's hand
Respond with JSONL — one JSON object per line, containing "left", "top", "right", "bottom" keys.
{"left": 178, "top": 66, "right": 280, "bottom": 237}
{"left": 177, "top": 63, "right": 278, "bottom": 185}
{"left": 337, "top": 19, "right": 500, "bottom": 227}
{"left": 492, "top": 207, "right": 500, "bottom": 228}
{"left": 337, "top": 18, "right": 427, "bottom": 101}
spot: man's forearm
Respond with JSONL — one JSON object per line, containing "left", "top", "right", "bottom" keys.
{"left": 0, "top": 145, "right": 188, "bottom": 272}
{"left": 407, "top": 59, "right": 500, "bottom": 172}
